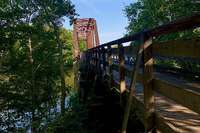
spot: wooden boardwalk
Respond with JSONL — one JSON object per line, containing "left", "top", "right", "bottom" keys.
{"left": 113, "top": 70, "right": 200, "bottom": 132}
{"left": 77, "top": 14, "right": 200, "bottom": 132}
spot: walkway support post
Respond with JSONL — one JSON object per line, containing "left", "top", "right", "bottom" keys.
{"left": 108, "top": 45, "right": 113, "bottom": 89}
{"left": 101, "top": 47, "right": 106, "bottom": 76}
{"left": 121, "top": 33, "right": 154, "bottom": 133}
{"left": 142, "top": 34, "right": 156, "bottom": 132}
{"left": 72, "top": 21, "right": 80, "bottom": 90}
{"left": 119, "top": 44, "right": 126, "bottom": 105}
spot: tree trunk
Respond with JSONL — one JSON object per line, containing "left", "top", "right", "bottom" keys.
{"left": 59, "top": 41, "right": 66, "bottom": 115}
{"left": 27, "top": 36, "right": 36, "bottom": 133}
{"left": 54, "top": 27, "right": 66, "bottom": 115}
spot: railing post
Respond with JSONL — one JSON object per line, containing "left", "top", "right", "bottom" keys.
{"left": 142, "top": 34, "right": 155, "bottom": 132}
{"left": 97, "top": 48, "right": 101, "bottom": 75}
{"left": 87, "top": 50, "right": 92, "bottom": 78}
{"left": 119, "top": 44, "right": 126, "bottom": 105}
{"left": 102, "top": 47, "right": 106, "bottom": 76}
{"left": 95, "top": 49, "right": 98, "bottom": 69}
{"left": 108, "top": 45, "right": 113, "bottom": 89}
{"left": 99, "top": 48, "right": 103, "bottom": 77}
{"left": 72, "top": 27, "right": 80, "bottom": 90}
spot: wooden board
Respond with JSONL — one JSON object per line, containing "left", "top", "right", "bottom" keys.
{"left": 155, "top": 93, "right": 200, "bottom": 133}
{"left": 122, "top": 88, "right": 200, "bottom": 133}
{"left": 153, "top": 72, "right": 200, "bottom": 114}
{"left": 153, "top": 38, "right": 200, "bottom": 59}
{"left": 112, "top": 45, "right": 138, "bottom": 56}
{"left": 111, "top": 70, "right": 200, "bottom": 133}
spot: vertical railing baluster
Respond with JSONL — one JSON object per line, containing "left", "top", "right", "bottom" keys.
{"left": 95, "top": 49, "right": 98, "bottom": 70}
{"left": 108, "top": 45, "right": 113, "bottom": 89}
{"left": 119, "top": 44, "right": 126, "bottom": 105}
{"left": 97, "top": 48, "right": 101, "bottom": 75}
{"left": 102, "top": 47, "right": 106, "bottom": 77}
{"left": 142, "top": 34, "right": 155, "bottom": 132}
{"left": 122, "top": 33, "right": 154, "bottom": 133}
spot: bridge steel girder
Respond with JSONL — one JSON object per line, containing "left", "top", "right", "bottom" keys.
{"left": 73, "top": 18, "right": 99, "bottom": 57}
{"left": 72, "top": 18, "right": 100, "bottom": 90}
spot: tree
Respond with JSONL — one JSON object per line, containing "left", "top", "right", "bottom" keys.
{"left": 0, "top": 0, "right": 76, "bottom": 132}
{"left": 125, "top": 0, "right": 200, "bottom": 37}
{"left": 124, "top": 0, "right": 200, "bottom": 75}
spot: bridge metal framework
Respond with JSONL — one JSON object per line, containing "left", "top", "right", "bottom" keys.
{"left": 72, "top": 18, "right": 99, "bottom": 59}
{"left": 72, "top": 18, "right": 100, "bottom": 91}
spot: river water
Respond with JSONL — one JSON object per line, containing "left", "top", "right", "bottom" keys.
{"left": 0, "top": 96, "right": 70, "bottom": 132}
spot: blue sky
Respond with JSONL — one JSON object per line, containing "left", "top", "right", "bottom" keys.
{"left": 63, "top": 0, "right": 134, "bottom": 44}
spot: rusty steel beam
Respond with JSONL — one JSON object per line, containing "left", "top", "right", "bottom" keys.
{"left": 72, "top": 18, "right": 100, "bottom": 90}
{"left": 73, "top": 18, "right": 100, "bottom": 52}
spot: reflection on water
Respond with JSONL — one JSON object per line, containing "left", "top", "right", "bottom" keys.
{"left": 0, "top": 96, "right": 70, "bottom": 132}
{"left": 0, "top": 68, "right": 74, "bottom": 132}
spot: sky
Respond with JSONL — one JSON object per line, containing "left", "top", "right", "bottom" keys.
{"left": 63, "top": 0, "right": 134, "bottom": 44}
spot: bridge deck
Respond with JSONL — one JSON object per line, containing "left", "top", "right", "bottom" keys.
{"left": 80, "top": 15, "right": 200, "bottom": 132}
{"left": 113, "top": 70, "right": 200, "bottom": 132}
{"left": 155, "top": 93, "right": 200, "bottom": 133}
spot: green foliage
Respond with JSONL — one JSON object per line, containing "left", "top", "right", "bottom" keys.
{"left": 0, "top": 0, "right": 76, "bottom": 132}
{"left": 59, "top": 28, "right": 74, "bottom": 66}
{"left": 124, "top": 0, "right": 200, "bottom": 76}
{"left": 125, "top": 0, "right": 200, "bottom": 36}
{"left": 44, "top": 92, "right": 88, "bottom": 133}
{"left": 79, "top": 40, "right": 87, "bottom": 52}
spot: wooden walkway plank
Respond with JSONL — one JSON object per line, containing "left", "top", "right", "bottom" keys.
{"left": 155, "top": 92, "right": 200, "bottom": 133}
{"left": 131, "top": 90, "right": 200, "bottom": 133}
{"left": 154, "top": 75, "right": 200, "bottom": 114}
{"left": 112, "top": 70, "right": 200, "bottom": 133}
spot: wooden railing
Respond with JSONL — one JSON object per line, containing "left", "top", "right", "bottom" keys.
{"left": 82, "top": 14, "right": 200, "bottom": 132}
